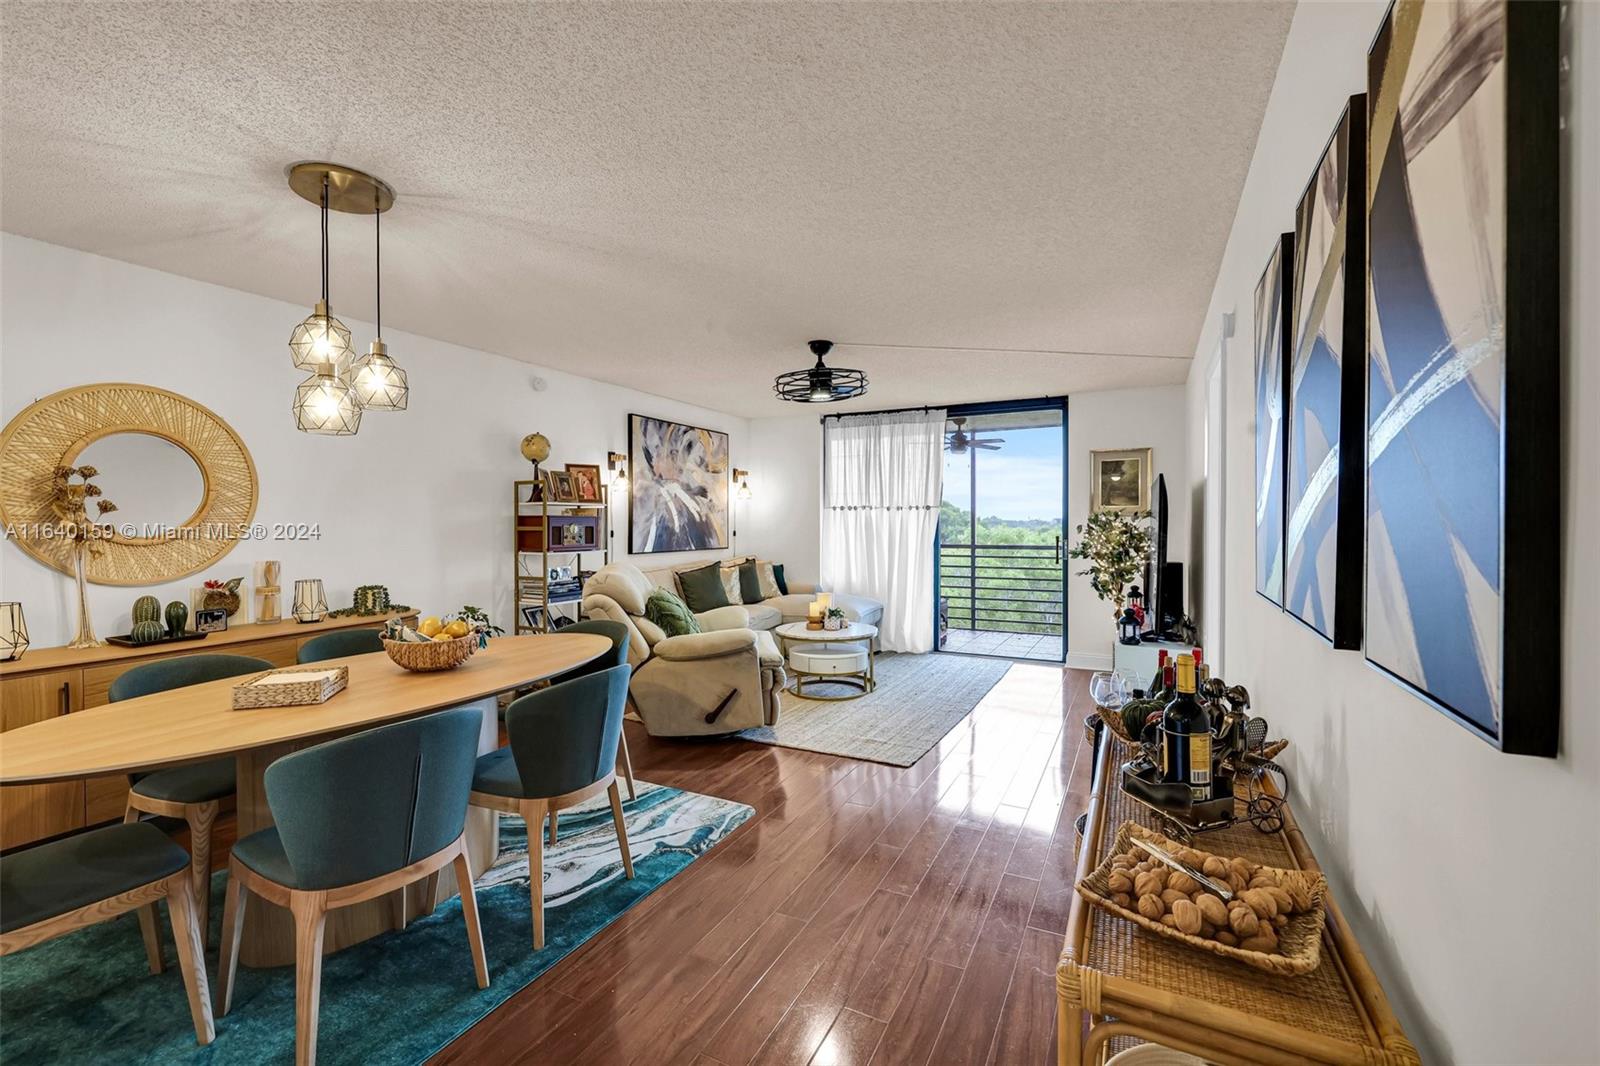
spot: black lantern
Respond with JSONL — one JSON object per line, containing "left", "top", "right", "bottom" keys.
{"left": 1118, "top": 606, "right": 1142, "bottom": 646}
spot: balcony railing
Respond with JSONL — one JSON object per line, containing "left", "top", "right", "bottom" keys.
{"left": 938, "top": 542, "right": 1064, "bottom": 637}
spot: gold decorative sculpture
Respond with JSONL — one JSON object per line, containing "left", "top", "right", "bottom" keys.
{"left": 0, "top": 383, "right": 259, "bottom": 586}
{"left": 48, "top": 464, "right": 118, "bottom": 647}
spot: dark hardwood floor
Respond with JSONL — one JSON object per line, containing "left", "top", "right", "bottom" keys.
{"left": 425, "top": 660, "right": 1092, "bottom": 1066}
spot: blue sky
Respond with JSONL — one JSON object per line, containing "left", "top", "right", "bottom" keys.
{"left": 944, "top": 425, "right": 1062, "bottom": 521}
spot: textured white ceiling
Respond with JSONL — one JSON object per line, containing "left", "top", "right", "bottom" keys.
{"left": 1, "top": 1, "right": 1293, "bottom": 417}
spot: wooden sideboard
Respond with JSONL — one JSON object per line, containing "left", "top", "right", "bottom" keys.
{"left": 0, "top": 612, "right": 414, "bottom": 851}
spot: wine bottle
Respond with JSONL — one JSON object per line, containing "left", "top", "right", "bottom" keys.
{"left": 1148, "top": 651, "right": 1170, "bottom": 702}
{"left": 1160, "top": 653, "right": 1212, "bottom": 802}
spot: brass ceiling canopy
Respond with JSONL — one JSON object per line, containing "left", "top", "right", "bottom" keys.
{"left": 286, "top": 162, "right": 395, "bottom": 214}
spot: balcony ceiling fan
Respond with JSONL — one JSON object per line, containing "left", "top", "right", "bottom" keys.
{"left": 946, "top": 417, "right": 1005, "bottom": 454}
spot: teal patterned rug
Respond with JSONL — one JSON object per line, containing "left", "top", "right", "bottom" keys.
{"left": 0, "top": 783, "right": 751, "bottom": 1064}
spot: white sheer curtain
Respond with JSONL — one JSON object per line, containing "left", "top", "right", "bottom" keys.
{"left": 820, "top": 409, "right": 946, "bottom": 653}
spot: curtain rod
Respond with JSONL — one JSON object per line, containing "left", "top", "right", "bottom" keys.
{"left": 817, "top": 395, "right": 1067, "bottom": 424}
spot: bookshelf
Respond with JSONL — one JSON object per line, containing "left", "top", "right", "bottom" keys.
{"left": 513, "top": 478, "right": 610, "bottom": 634}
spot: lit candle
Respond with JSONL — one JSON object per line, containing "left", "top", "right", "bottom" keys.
{"left": 817, "top": 593, "right": 832, "bottom": 611}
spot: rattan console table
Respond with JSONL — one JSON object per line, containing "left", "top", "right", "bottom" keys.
{"left": 1057, "top": 729, "right": 1419, "bottom": 1066}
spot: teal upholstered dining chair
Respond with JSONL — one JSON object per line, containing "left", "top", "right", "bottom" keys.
{"left": 543, "top": 619, "right": 636, "bottom": 813}
{"left": 0, "top": 821, "right": 215, "bottom": 1045}
{"left": 468, "top": 663, "right": 634, "bottom": 950}
{"left": 109, "top": 652, "right": 271, "bottom": 947}
{"left": 296, "top": 627, "right": 384, "bottom": 663}
{"left": 216, "top": 706, "right": 489, "bottom": 1066}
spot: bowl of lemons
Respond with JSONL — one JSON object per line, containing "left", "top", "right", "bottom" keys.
{"left": 381, "top": 615, "right": 478, "bottom": 672}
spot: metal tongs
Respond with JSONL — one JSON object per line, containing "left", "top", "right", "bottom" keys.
{"left": 1131, "top": 838, "right": 1234, "bottom": 902}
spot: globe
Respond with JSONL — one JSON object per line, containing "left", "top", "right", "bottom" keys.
{"left": 520, "top": 432, "right": 550, "bottom": 465}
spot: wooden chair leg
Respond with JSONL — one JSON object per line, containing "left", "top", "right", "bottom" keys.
{"left": 138, "top": 903, "right": 164, "bottom": 974}
{"left": 453, "top": 848, "right": 490, "bottom": 989}
{"left": 216, "top": 870, "right": 247, "bottom": 1016}
{"left": 164, "top": 871, "right": 216, "bottom": 1046}
{"left": 417, "top": 870, "right": 441, "bottom": 919}
{"left": 618, "top": 730, "right": 637, "bottom": 801}
{"left": 184, "top": 801, "right": 219, "bottom": 949}
{"left": 390, "top": 887, "right": 408, "bottom": 931}
{"left": 521, "top": 800, "right": 547, "bottom": 950}
{"left": 608, "top": 781, "right": 635, "bottom": 880}
{"left": 290, "top": 891, "right": 329, "bottom": 1066}
{"left": 548, "top": 809, "right": 558, "bottom": 845}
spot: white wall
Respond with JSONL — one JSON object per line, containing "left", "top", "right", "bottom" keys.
{"left": 1185, "top": 3, "right": 1600, "bottom": 1062}
{"left": 739, "top": 415, "right": 822, "bottom": 583}
{"left": 1065, "top": 385, "right": 1190, "bottom": 669}
{"left": 0, "top": 235, "right": 748, "bottom": 647}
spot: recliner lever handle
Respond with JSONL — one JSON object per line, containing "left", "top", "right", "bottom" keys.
{"left": 704, "top": 688, "right": 740, "bottom": 725}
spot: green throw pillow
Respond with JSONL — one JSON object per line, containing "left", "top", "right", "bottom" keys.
{"left": 645, "top": 589, "right": 702, "bottom": 637}
{"left": 677, "top": 562, "right": 730, "bottom": 613}
{"left": 737, "top": 561, "right": 764, "bottom": 604}
{"left": 773, "top": 563, "right": 789, "bottom": 595}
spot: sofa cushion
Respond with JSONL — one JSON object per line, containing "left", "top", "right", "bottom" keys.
{"left": 717, "top": 564, "right": 744, "bottom": 605}
{"left": 736, "top": 561, "right": 764, "bottom": 604}
{"left": 773, "top": 563, "right": 789, "bottom": 595}
{"left": 677, "top": 562, "right": 730, "bottom": 613}
{"left": 742, "top": 602, "right": 783, "bottom": 630}
{"left": 645, "top": 588, "right": 702, "bottom": 637}
{"left": 633, "top": 613, "right": 668, "bottom": 647}
{"left": 771, "top": 591, "right": 884, "bottom": 627}
{"left": 585, "top": 564, "right": 654, "bottom": 617}
{"left": 750, "top": 561, "right": 781, "bottom": 601}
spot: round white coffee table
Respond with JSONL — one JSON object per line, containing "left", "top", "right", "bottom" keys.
{"left": 774, "top": 621, "right": 878, "bottom": 700}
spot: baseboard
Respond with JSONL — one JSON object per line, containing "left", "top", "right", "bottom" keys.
{"left": 1065, "top": 651, "right": 1112, "bottom": 671}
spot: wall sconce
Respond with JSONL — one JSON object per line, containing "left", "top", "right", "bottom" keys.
{"left": 0, "top": 602, "right": 29, "bottom": 661}
{"left": 292, "top": 579, "right": 329, "bottom": 623}
{"left": 732, "top": 468, "right": 752, "bottom": 500}
{"left": 608, "top": 451, "right": 629, "bottom": 485}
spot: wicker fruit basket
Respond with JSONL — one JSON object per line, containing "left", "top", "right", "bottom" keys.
{"left": 382, "top": 633, "right": 477, "bottom": 672}
{"left": 1077, "top": 821, "right": 1329, "bottom": 977}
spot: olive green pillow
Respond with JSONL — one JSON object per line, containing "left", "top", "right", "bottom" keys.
{"left": 737, "top": 561, "right": 764, "bottom": 603}
{"left": 676, "top": 562, "right": 730, "bottom": 614}
{"left": 645, "top": 588, "right": 702, "bottom": 637}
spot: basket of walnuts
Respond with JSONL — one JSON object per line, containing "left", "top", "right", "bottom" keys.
{"left": 1077, "top": 821, "right": 1329, "bottom": 976}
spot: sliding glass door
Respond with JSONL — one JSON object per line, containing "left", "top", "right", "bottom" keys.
{"left": 937, "top": 399, "right": 1066, "bottom": 662}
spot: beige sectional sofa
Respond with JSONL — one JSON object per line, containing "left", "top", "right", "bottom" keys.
{"left": 579, "top": 560, "right": 884, "bottom": 737}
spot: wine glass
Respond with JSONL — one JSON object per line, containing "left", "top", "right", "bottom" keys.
{"left": 1089, "top": 671, "right": 1127, "bottom": 710}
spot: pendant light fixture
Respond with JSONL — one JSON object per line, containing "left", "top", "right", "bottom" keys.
{"left": 344, "top": 189, "right": 409, "bottom": 410}
{"left": 285, "top": 162, "right": 398, "bottom": 435}
{"left": 774, "top": 340, "right": 867, "bottom": 403}
{"left": 287, "top": 173, "right": 354, "bottom": 371}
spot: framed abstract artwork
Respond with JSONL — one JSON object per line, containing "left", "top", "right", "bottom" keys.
{"left": 1286, "top": 95, "right": 1367, "bottom": 650}
{"left": 628, "top": 413, "right": 730, "bottom": 554}
{"left": 1365, "top": 0, "right": 1558, "bottom": 755}
{"left": 1253, "top": 232, "right": 1294, "bottom": 607}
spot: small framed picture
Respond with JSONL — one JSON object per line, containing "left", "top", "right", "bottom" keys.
{"left": 546, "top": 470, "right": 577, "bottom": 503}
{"left": 1091, "top": 448, "right": 1152, "bottom": 513}
{"left": 195, "top": 607, "right": 229, "bottom": 634}
{"left": 520, "top": 605, "right": 546, "bottom": 631}
{"left": 566, "top": 463, "right": 603, "bottom": 503}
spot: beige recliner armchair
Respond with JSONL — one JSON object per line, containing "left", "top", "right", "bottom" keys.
{"left": 580, "top": 562, "right": 786, "bottom": 737}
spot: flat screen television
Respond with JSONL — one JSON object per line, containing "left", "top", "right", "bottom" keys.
{"left": 1144, "top": 474, "right": 1182, "bottom": 640}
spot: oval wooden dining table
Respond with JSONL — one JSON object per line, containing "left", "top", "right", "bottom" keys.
{"left": 0, "top": 632, "right": 610, "bottom": 967}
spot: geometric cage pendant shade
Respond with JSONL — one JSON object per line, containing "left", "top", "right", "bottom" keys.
{"left": 292, "top": 366, "right": 363, "bottom": 435}
{"left": 288, "top": 299, "right": 354, "bottom": 371}
{"left": 344, "top": 338, "right": 408, "bottom": 410}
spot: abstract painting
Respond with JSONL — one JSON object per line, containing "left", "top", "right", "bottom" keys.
{"left": 1286, "top": 96, "right": 1366, "bottom": 650}
{"left": 628, "top": 413, "right": 729, "bottom": 554}
{"left": 1365, "top": 0, "right": 1558, "bottom": 754}
{"left": 1253, "top": 232, "right": 1293, "bottom": 606}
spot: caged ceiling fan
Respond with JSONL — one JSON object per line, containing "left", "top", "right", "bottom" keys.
{"left": 945, "top": 417, "right": 1005, "bottom": 454}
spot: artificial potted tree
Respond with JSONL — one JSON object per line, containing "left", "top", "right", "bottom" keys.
{"left": 1067, "top": 510, "right": 1153, "bottom": 626}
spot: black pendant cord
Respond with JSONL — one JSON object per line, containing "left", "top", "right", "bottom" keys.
{"left": 320, "top": 177, "right": 330, "bottom": 305}
{"left": 374, "top": 194, "right": 382, "bottom": 337}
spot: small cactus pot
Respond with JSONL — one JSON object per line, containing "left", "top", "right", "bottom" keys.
{"left": 164, "top": 600, "right": 189, "bottom": 636}
{"left": 129, "top": 619, "right": 165, "bottom": 645}
{"left": 131, "top": 595, "right": 161, "bottom": 626}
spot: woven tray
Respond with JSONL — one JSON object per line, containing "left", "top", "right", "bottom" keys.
{"left": 231, "top": 665, "right": 349, "bottom": 710}
{"left": 1077, "top": 821, "right": 1329, "bottom": 977}
{"left": 383, "top": 633, "right": 477, "bottom": 672}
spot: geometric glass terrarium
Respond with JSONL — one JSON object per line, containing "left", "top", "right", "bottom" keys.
{"left": 0, "top": 602, "right": 28, "bottom": 661}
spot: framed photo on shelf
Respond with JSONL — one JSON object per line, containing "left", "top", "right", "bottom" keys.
{"left": 519, "top": 605, "right": 546, "bottom": 631}
{"left": 566, "top": 463, "right": 603, "bottom": 503}
{"left": 546, "top": 470, "right": 578, "bottom": 503}
{"left": 1090, "top": 448, "right": 1152, "bottom": 513}
{"left": 195, "top": 608, "right": 228, "bottom": 634}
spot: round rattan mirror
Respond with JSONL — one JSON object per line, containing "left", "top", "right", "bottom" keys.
{"left": 0, "top": 383, "right": 258, "bottom": 586}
